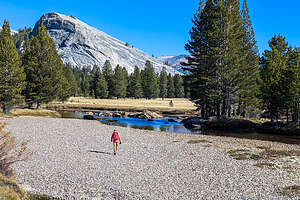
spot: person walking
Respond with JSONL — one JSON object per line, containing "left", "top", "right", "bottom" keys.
{"left": 111, "top": 129, "right": 122, "bottom": 155}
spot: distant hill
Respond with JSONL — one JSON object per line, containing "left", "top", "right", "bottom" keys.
{"left": 157, "top": 55, "right": 188, "bottom": 73}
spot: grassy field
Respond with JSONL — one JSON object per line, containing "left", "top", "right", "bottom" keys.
{"left": 9, "top": 109, "right": 61, "bottom": 118}
{"left": 48, "top": 97, "right": 197, "bottom": 113}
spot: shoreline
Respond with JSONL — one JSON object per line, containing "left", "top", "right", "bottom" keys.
{"left": 4, "top": 116, "right": 300, "bottom": 199}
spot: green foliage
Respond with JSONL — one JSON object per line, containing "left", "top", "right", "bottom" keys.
{"left": 128, "top": 66, "right": 143, "bottom": 98}
{"left": 0, "top": 20, "right": 26, "bottom": 113}
{"left": 95, "top": 73, "right": 108, "bottom": 98}
{"left": 142, "top": 60, "right": 159, "bottom": 99}
{"left": 167, "top": 73, "right": 175, "bottom": 98}
{"left": 23, "top": 24, "right": 65, "bottom": 105}
{"left": 12, "top": 27, "right": 32, "bottom": 55}
{"left": 79, "top": 66, "right": 91, "bottom": 97}
{"left": 173, "top": 74, "right": 184, "bottom": 98}
{"left": 58, "top": 64, "right": 77, "bottom": 102}
{"left": 184, "top": 0, "right": 259, "bottom": 119}
{"left": 259, "top": 35, "right": 300, "bottom": 122}
{"left": 90, "top": 65, "right": 100, "bottom": 98}
{"left": 102, "top": 60, "right": 114, "bottom": 98}
{"left": 112, "top": 65, "right": 127, "bottom": 98}
{"left": 159, "top": 67, "right": 168, "bottom": 99}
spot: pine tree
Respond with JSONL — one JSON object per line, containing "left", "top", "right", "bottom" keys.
{"left": 23, "top": 23, "right": 65, "bottom": 106}
{"left": 184, "top": 0, "right": 257, "bottom": 118}
{"left": 167, "top": 74, "right": 175, "bottom": 98}
{"left": 173, "top": 74, "right": 184, "bottom": 98}
{"left": 90, "top": 65, "right": 101, "bottom": 98}
{"left": 159, "top": 67, "right": 168, "bottom": 99}
{"left": 128, "top": 66, "right": 143, "bottom": 98}
{"left": 258, "top": 35, "right": 290, "bottom": 121}
{"left": 58, "top": 64, "right": 77, "bottom": 102}
{"left": 102, "top": 60, "right": 114, "bottom": 98}
{"left": 95, "top": 73, "right": 108, "bottom": 98}
{"left": 183, "top": 0, "right": 220, "bottom": 118}
{"left": 122, "top": 67, "right": 128, "bottom": 97}
{"left": 236, "top": 0, "right": 259, "bottom": 116}
{"left": 80, "top": 66, "right": 91, "bottom": 97}
{"left": 0, "top": 20, "right": 26, "bottom": 113}
{"left": 142, "top": 61, "right": 159, "bottom": 99}
{"left": 12, "top": 27, "right": 32, "bottom": 55}
{"left": 112, "top": 65, "right": 126, "bottom": 98}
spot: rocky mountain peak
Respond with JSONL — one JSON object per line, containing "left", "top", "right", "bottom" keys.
{"left": 32, "top": 12, "right": 180, "bottom": 74}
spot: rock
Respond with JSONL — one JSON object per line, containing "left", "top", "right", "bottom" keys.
{"left": 167, "top": 119, "right": 177, "bottom": 123}
{"left": 83, "top": 115, "right": 95, "bottom": 120}
{"left": 31, "top": 12, "right": 181, "bottom": 75}
{"left": 181, "top": 117, "right": 204, "bottom": 130}
{"left": 112, "top": 113, "right": 122, "bottom": 118}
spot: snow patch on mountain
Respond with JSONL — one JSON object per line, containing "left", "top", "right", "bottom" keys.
{"left": 32, "top": 12, "right": 180, "bottom": 74}
{"left": 158, "top": 55, "right": 188, "bottom": 73}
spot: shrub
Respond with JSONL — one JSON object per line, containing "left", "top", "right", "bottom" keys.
{"left": 0, "top": 123, "right": 31, "bottom": 178}
{"left": 0, "top": 173, "right": 25, "bottom": 199}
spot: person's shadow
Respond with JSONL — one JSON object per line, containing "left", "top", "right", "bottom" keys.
{"left": 88, "top": 150, "right": 112, "bottom": 155}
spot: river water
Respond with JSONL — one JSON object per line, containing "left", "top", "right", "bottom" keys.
{"left": 60, "top": 111, "right": 200, "bottom": 134}
{"left": 60, "top": 111, "right": 299, "bottom": 144}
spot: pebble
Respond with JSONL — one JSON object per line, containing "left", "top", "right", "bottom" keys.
{"left": 4, "top": 116, "right": 300, "bottom": 200}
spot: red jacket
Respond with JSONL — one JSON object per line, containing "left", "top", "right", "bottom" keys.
{"left": 111, "top": 131, "right": 121, "bottom": 143}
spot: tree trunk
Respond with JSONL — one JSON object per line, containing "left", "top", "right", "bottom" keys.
{"left": 228, "top": 104, "right": 231, "bottom": 118}
{"left": 222, "top": 98, "right": 226, "bottom": 118}
{"left": 286, "top": 108, "right": 289, "bottom": 125}
{"left": 217, "top": 103, "right": 220, "bottom": 119}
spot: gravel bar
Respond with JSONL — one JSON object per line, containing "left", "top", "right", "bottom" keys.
{"left": 4, "top": 116, "right": 300, "bottom": 199}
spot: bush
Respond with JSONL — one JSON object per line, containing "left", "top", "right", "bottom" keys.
{"left": 0, "top": 123, "right": 31, "bottom": 178}
{"left": 0, "top": 173, "right": 25, "bottom": 200}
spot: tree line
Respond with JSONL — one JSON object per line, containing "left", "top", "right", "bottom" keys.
{"left": 72, "top": 60, "right": 185, "bottom": 99}
{"left": 0, "top": 21, "right": 185, "bottom": 113}
{"left": 184, "top": 0, "right": 299, "bottom": 122}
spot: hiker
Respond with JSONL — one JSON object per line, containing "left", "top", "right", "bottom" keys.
{"left": 111, "top": 129, "right": 122, "bottom": 155}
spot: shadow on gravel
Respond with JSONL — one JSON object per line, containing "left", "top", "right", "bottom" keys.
{"left": 88, "top": 150, "right": 112, "bottom": 155}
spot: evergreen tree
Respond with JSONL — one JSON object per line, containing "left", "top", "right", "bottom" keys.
{"left": 95, "top": 73, "right": 108, "bottom": 98}
{"left": 183, "top": 0, "right": 220, "bottom": 118}
{"left": 112, "top": 65, "right": 127, "bottom": 98}
{"left": 184, "top": 0, "right": 257, "bottom": 118}
{"left": 167, "top": 74, "right": 175, "bottom": 98}
{"left": 102, "top": 60, "right": 114, "bottom": 98}
{"left": 58, "top": 64, "right": 77, "bottom": 102}
{"left": 258, "top": 35, "right": 290, "bottom": 121}
{"left": 80, "top": 66, "right": 91, "bottom": 97}
{"left": 236, "top": 0, "right": 259, "bottom": 116}
{"left": 0, "top": 20, "right": 26, "bottom": 113}
{"left": 122, "top": 67, "right": 129, "bottom": 97}
{"left": 142, "top": 61, "right": 159, "bottom": 99}
{"left": 90, "top": 65, "right": 101, "bottom": 98}
{"left": 128, "top": 66, "right": 143, "bottom": 98}
{"left": 12, "top": 27, "right": 32, "bottom": 55}
{"left": 173, "top": 74, "right": 184, "bottom": 98}
{"left": 23, "top": 24, "right": 65, "bottom": 106}
{"left": 159, "top": 67, "right": 168, "bottom": 99}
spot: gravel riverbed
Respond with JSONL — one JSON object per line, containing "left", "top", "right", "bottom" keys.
{"left": 4, "top": 116, "right": 300, "bottom": 199}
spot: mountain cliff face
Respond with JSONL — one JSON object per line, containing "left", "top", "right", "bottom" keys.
{"left": 32, "top": 12, "right": 179, "bottom": 74}
{"left": 157, "top": 55, "right": 188, "bottom": 73}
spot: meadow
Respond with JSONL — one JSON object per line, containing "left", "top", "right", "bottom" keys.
{"left": 48, "top": 97, "right": 197, "bottom": 113}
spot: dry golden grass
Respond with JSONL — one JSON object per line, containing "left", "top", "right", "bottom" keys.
{"left": 11, "top": 109, "right": 61, "bottom": 118}
{"left": 49, "top": 97, "right": 197, "bottom": 112}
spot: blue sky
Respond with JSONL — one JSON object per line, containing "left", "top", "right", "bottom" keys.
{"left": 0, "top": 0, "right": 299, "bottom": 56}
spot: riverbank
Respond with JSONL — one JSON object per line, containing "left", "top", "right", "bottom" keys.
{"left": 5, "top": 116, "right": 300, "bottom": 199}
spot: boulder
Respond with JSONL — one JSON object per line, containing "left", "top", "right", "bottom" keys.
{"left": 83, "top": 115, "right": 95, "bottom": 120}
{"left": 182, "top": 117, "right": 204, "bottom": 130}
